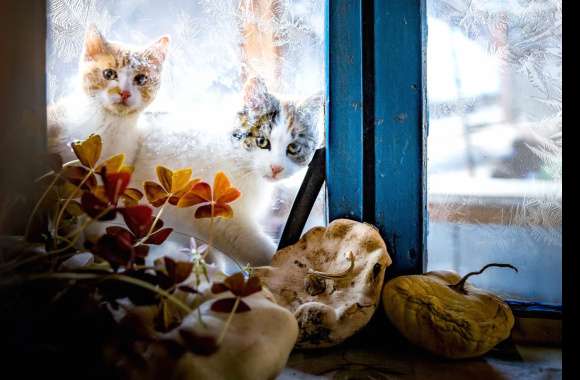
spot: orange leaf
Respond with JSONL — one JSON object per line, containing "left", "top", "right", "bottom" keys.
{"left": 216, "top": 187, "right": 241, "bottom": 204}
{"left": 213, "top": 171, "right": 232, "bottom": 201}
{"left": 121, "top": 165, "right": 135, "bottom": 175}
{"left": 144, "top": 181, "right": 169, "bottom": 207}
{"left": 169, "top": 178, "right": 201, "bottom": 205}
{"left": 212, "top": 204, "right": 234, "bottom": 219}
{"left": 96, "top": 153, "right": 125, "bottom": 174}
{"left": 177, "top": 182, "right": 211, "bottom": 208}
{"left": 92, "top": 186, "right": 109, "bottom": 203}
{"left": 71, "top": 134, "right": 102, "bottom": 168}
{"left": 194, "top": 203, "right": 233, "bottom": 219}
{"left": 156, "top": 166, "right": 173, "bottom": 193}
{"left": 171, "top": 168, "right": 192, "bottom": 193}
{"left": 123, "top": 188, "right": 144, "bottom": 206}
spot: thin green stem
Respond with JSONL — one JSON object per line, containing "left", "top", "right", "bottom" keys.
{"left": 24, "top": 173, "right": 60, "bottom": 240}
{"left": 134, "top": 196, "right": 170, "bottom": 247}
{"left": 202, "top": 205, "right": 215, "bottom": 261}
{"left": 27, "top": 272, "right": 193, "bottom": 315}
{"left": 217, "top": 296, "right": 240, "bottom": 345}
{"left": 53, "top": 169, "right": 93, "bottom": 244}
{"left": 0, "top": 206, "right": 113, "bottom": 274}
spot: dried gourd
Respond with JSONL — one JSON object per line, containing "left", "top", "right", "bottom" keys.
{"left": 255, "top": 219, "right": 391, "bottom": 348}
{"left": 382, "top": 263, "right": 517, "bottom": 359}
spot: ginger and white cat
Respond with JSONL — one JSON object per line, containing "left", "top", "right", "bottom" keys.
{"left": 132, "top": 77, "right": 323, "bottom": 267}
{"left": 48, "top": 25, "right": 170, "bottom": 166}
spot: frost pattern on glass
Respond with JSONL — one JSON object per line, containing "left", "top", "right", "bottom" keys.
{"left": 427, "top": 0, "right": 561, "bottom": 303}
{"left": 47, "top": 0, "right": 324, "bottom": 109}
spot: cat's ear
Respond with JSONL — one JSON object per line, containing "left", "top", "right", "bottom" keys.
{"left": 243, "top": 77, "right": 271, "bottom": 111}
{"left": 144, "top": 35, "right": 171, "bottom": 65}
{"left": 83, "top": 24, "right": 109, "bottom": 60}
{"left": 298, "top": 92, "right": 324, "bottom": 124}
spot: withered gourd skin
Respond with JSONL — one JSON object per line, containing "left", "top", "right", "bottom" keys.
{"left": 256, "top": 219, "right": 391, "bottom": 348}
{"left": 382, "top": 270, "right": 514, "bottom": 359}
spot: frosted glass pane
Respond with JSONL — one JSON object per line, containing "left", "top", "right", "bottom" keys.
{"left": 426, "top": 0, "right": 562, "bottom": 303}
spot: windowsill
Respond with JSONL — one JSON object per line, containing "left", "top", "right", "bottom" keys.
{"left": 279, "top": 321, "right": 562, "bottom": 379}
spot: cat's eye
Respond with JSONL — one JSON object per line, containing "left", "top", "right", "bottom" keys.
{"left": 102, "top": 68, "right": 117, "bottom": 80}
{"left": 256, "top": 136, "right": 270, "bottom": 150}
{"left": 134, "top": 74, "right": 148, "bottom": 86}
{"left": 287, "top": 143, "right": 301, "bottom": 155}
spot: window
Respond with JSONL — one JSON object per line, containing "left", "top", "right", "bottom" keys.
{"left": 1, "top": 0, "right": 561, "bottom": 312}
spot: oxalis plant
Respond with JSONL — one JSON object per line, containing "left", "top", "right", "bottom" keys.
{"left": 0, "top": 133, "right": 262, "bottom": 372}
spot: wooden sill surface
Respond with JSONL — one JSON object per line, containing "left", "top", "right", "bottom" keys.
{"left": 279, "top": 318, "right": 562, "bottom": 380}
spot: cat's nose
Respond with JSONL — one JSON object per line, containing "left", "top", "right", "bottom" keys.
{"left": 270, "top": 165, "right": 284, "bottom": 176}
{"left": 120, "top": 90, "right": 131, "bottom": 102}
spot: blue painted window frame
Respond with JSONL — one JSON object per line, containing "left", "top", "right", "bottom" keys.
{"left": 325, "top": 0, "right": 427, "bottom": 277}
{"left": 324, "top": 0, "right": 562, "bottom": 318}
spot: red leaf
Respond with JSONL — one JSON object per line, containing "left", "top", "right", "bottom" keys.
{"left": 224, "top": 272, "right": 245, "bottom": 296}
{"left": 240, "top": 276, "right": 262, "bottom": 297}
{"left": 92, "top": 234, "right": 132, "bottom": 270}
{"left": 62, "top": 166, "right": 97, "bottom": 191}
{"left": 134, "top": 245, "right": 150, "bottom": 260}
{"left": 120, "top": 205, "right": 153, "bottom": 238}
{"left": 104, "top": 170, "right": 131, "bottom": 205}
{"left": 144, "top": 227, "right": 173, "bottom": 245}
{"left": 210, "top": 283, "right": 229, "bottom": 294}
{"left": 81, "top": 192, "right": 116, "bottom": 220}
{"left": 105, "top": 226, "right": 135, "bottom": 245}
{"left": 164, "top": 257, "right": 193, "bottom": 284}
{"left": 194, "top": 204, "right": 213, "bottom": 219}
{"left": 210, "top": 298, "right": 251, "bottom": 313}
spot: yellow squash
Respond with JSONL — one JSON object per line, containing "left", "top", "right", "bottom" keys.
{"left": 382, "top": 263, "right": 517, "bottom": 359}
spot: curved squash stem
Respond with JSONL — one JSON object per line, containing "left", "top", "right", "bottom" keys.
{"left": 450, "top": 263, "right": 518, "bottom": 293}
{"left": 307, "top": 251, "right": 355, "bottom": 280}
{"left": 217, "top": 296, "right": 240, "bottom": 345}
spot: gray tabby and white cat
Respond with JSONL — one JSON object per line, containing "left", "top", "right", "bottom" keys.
{"left": 132, "top": 77, "right": 323, "bottom": 266}
{"left": 48, "top": 25, "right": 170, "bottom": 166}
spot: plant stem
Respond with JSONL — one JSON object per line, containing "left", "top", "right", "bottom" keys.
{"left": 24, "top": 173, "right": 60, "bottom": 240}
{"left": 449, "top": 263, "right": 518, "bottom": 293}
{"left": 0, "top": 207, "right": 113, "bottom": 274}
{"left": 217, "top": 296, "right": 240, "bottom": 345}
{"left": 134, "top": 196, "right": 170, "bottom": 247}
{"left": 53, "top": 170, "right": 93, "bottom": 245}
{"left": 202, "top": 205, "right": 215, "bottom": 261}
{"left": 27, "top": 272, "right": 193, "bottom": 315}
